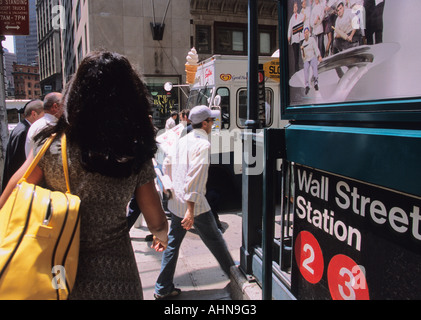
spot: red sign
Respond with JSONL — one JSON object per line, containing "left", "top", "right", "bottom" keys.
{"left": 0, "top": 0, "right": 30, "bottom": 36}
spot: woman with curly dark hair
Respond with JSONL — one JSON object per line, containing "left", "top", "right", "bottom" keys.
{"left": 0, "top": 51, "right": 168, "bottom": 299}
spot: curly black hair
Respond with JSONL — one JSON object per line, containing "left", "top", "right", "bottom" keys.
{"left": 36, "top": 51, "right": 157, "bottom": 178}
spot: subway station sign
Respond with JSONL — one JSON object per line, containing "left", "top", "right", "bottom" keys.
{"left": 291, "top": 164, "right": 421, "bottom": 300}
{"left": 0, "top": 0, "right": 29, "bottom": 36}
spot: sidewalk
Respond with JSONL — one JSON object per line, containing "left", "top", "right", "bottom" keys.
{"left": 130, "top": 211, "right": 242, "bottom": 300}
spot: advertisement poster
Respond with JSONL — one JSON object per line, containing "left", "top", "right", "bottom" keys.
{"left": 286, "top": 0, "right": 421, "bottom": 107}
{"left": 291, "top": 164, "right": 421, "bottom": 300}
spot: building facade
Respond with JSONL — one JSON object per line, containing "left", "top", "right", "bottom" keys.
{"left": 3, "top": 49, "right": 17, "bottom": 98}
{"left": 52, "top": 0, "right": 278, "bottom": 128}
{"left": 12, "top": 63, "right": 41, "bottom": 100}
{"left": 14, "top": 0, "right": 39, "bottom": 66}
{"left": 36, "top": 0, "right": 64, "bottom": 96}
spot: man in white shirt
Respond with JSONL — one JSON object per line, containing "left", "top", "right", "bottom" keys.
{"left": 288, "top": 1, "right": 305, "bottom": 73}
{"left": 165, "top": 111, "right": 178, "bottom": 131}
{"left": 301, "top": 27, "right": 323, "bottom": 94}
{"left": 25, "top": 92, "right": 64, "bottom": 157}
{"left": 154, "top": 105, "right": 234, "bottom": 300}
{"left": 310, "top": 0, "right": 326, "bottom": 57}
{"left": 333, "top": 2, "right": 360, "bottom": 53}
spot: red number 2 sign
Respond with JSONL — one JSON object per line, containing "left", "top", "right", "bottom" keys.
{"left": 294, "top": 231, "right": 324, "bottom": 284}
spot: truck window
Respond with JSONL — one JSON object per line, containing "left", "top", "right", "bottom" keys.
{"left": 186, "top": 88, "right": 213, "bottom": 109}
{"left": 237, "top": 88, "right": 274, "bottom": 128}
{"left": 216, "top": 87, "right": 230, "bottom": 129}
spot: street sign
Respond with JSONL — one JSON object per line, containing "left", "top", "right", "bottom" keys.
{"left": 291, "top": 165, "right": 421, "bottom": 300}
{"left": 0, "top": 0, "right": 29, "bottom": 36}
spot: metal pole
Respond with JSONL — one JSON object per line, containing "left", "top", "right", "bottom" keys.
{"left": 240, "top": 0, "right": 262, "bottom": 278}
{"left": 0, "top": 37, "right": 9, "bottom": 188}
{"left": 245, "top": 0, "right": 259, "bottom": 130}
{"left": 262, "top": 129, "right": 274, "bottom": 300}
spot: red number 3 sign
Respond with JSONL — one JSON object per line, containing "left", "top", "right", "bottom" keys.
{"left": 328, "top": 254, "right": 370, "bottom": 300}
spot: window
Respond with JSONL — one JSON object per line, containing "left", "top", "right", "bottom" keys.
{"left": 216, "top": 87, "right": 230, "bottom": 129}
{"left": 237, "top": 88, "right": 274, "bottom": 128}
{"left": 260, "top": 32, "right": 271, "bottom": 54}
{"left": 76, "top": 1, "right": 81, "bottom": 28}
{"left": 215, "top": 23, "right": 276, "bottom": 56}
{"left": 145, "top": 76, "right": 181, "bottom": 130}
{"left": 196, "top": 25, "right": 211, "bottom": 54}
{"left": 78, "top": 41, "right": 83, "bottom": 65}
{"left": 232, "top": 31, "right": 244, "bottom": 51}
{"left": 186, "top": 88, "right": 213, "bottom": 110}
{"left": 215, "top": 23, "right": 246, "bottom": 55}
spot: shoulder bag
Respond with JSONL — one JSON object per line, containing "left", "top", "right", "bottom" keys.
{"left": 0, "top": 134, "right": 81, "bottom": 300}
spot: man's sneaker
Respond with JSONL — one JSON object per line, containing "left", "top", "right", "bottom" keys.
{"left": 154, "top": 288, "right": 181, "bottom": 300}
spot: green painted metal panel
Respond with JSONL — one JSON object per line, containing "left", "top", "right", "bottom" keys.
{"left": 285, "top": 125, "right": 421, "bottom": 197}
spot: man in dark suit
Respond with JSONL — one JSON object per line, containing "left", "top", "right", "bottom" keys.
{"left": 1, "top": 100, "right": 44, "bottom": 192}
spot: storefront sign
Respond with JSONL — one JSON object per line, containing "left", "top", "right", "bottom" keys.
{"left": 291, "top": 164, "right": 421, "bottom": 300}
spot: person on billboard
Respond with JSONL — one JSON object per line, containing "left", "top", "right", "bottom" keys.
{"left": 332, "top": 2, "right": 361, "bottom": 53}
{"left": 288, "top": 1, "right": 305, "bottom": 73}
{"left": 310, "top": 0, "right": 326, "bottom": 57}
{"left": 301, "top": 27, "right": 323, "bottom": 94}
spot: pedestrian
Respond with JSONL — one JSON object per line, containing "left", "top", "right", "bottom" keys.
{"left": 25, "top": 92, "right": 64, "bottom": 157}
{"left": 179, "top": 109, "right": 192, "bottom": 133}
{"left": 154, "top": 105, "right": 235, "bottom": 300}
{"left": 0, "top": 50, "right": 169, "bottom": 300}
{"left": 179, "top": 108, "right": 222, "bottom": 230}
{"left": 1, "top": 99, "right": 44, "bottom": 191}
{"left": 165, "top": 111, "right": 178, "bottom": 131}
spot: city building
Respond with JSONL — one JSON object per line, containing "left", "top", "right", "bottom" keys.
{"left": 14, "top": 0, "right": 39, "bottom": 65}
{"left": 55, "top": 0, "right": 278, "bottom": 129}
{"left": 36, "top": 0, "right": 63, "bottom": 95}
{"left": 2, "top": 48, "right": 17, "bottom": 98}
{"left": 12, "top": 62, "right": 41, "bottom": 100}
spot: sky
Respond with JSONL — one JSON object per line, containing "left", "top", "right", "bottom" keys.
{"left": 1, "top": 36, "right": 15, "bottom": 53}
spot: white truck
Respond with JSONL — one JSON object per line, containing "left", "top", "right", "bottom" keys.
{"left": 185, "top": 55, "right": 288, "bottom": 209}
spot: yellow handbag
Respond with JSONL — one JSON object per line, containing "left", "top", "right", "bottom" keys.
{"left": 0, "top": 134, "right": 81, "bottom": 300}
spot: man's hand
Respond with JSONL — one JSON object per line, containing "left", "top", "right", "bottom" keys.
{"left": 181, "top": 202, "right": 195, "bottom": 230}
{"left": 151, "top": 236, "right": 168, "bottom": 252}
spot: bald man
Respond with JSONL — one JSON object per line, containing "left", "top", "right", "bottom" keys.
{"left": 25, "top": 92, "right": 64, "bottom": 157}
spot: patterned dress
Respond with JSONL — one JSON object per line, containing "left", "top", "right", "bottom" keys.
{"left": 37, "top": 138, "right": 156, "bottom": 300}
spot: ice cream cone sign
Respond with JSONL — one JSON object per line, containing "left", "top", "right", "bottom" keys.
{"left": 185, "top": 48, "right": 199, "bottom": 84}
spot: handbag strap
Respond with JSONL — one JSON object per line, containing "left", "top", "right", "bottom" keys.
{"left": 22, "top": 133, "right": 72, "bottom": 194}
{"left": 22, "top": 133, "right": 56, "bottom": 180}
{"left": 60, "top": 134, "right": 72, "bottom": 194}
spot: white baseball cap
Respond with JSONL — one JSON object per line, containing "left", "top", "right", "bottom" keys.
{"left": 188, "top": 105, "right": 220, "bottom": 125}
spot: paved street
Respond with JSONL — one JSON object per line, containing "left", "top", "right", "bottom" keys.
{"left": 130, "top": 211, "right": 242, "bottom": 300}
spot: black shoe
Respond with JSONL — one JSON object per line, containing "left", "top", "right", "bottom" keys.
{"left": 154, "top": 288, "right": 181, "bottom": 300}
{"left": 305, "top": 86, "right": 310, "bottom": 95}
{"left": 314, "top": 84, "right": 319, "bottom": 91}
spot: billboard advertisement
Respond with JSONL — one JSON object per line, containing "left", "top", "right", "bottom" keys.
{"left": 281, "top": 0, "right": 421, "bottom": 120}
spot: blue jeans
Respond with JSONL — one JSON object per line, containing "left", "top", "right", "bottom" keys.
{"left": 154, "top": 211, "right": 234, "bottom": 296}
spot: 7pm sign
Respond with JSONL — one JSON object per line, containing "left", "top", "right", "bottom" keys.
{"left": 0, "top": 0, "right": 29, "bottom": 36}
